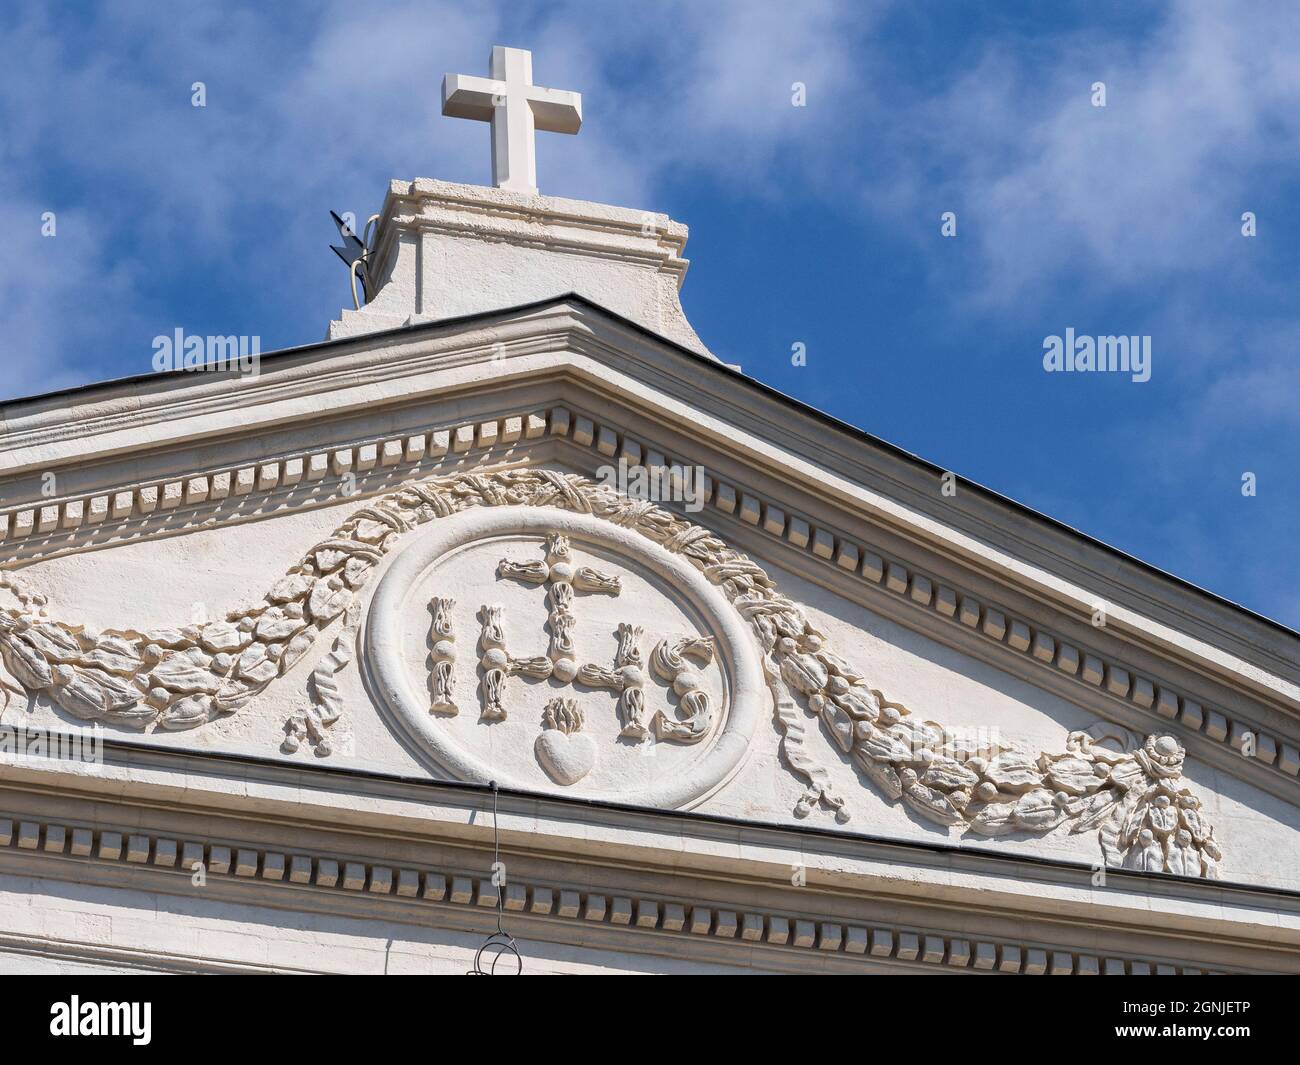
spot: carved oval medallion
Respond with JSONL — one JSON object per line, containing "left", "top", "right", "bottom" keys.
{"left": 363, "top": 506, "right": 764, "bottom": 808}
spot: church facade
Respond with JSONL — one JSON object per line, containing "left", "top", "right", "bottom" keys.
{"left": 1, "top": 49, "right": 1298, "bottom": 975}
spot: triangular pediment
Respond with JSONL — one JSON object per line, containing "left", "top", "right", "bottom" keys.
{"left": 2, "top": 297, "right": 1298, "bottom": 909}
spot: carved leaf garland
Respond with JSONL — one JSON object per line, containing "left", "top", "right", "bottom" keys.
{"left": 0, "top": 469, "right": 1222, "bottom": 876}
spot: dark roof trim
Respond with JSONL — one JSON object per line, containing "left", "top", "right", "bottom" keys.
{"left": 100, "top": 736, "right": 1300, "bottom": 903}
{"left": 98, "top": 738, "right": 1300, "bottom": 905}
{"left": 4, "top": 292, "right": 1296, "bottom": 642}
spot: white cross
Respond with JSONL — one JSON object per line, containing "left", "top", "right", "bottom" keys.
{"left": 441, "top": 46, "right": 582, "bottom": 196}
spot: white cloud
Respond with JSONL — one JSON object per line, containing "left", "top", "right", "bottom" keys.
{"left": 884, "top": 3, "right": 1300, "bottom": 303}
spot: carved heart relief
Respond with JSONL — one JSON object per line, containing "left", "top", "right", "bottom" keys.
{"left": 535, "top": 728, "right": 597, "bottom": 785}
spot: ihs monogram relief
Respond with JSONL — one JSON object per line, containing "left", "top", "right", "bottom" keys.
{"left": 423, "top": 534, "right": 719, "bottom": 783}
{"left": 486, "top": 533, "right": 622, "bottom": 721}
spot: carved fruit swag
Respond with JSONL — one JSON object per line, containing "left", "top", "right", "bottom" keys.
{"left": 0, "top": 470, "right": 1222, "bottom": 878}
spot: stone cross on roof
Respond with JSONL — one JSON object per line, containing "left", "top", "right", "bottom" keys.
{"left": 441, "top": 45, "right": 583, "bottom": 195}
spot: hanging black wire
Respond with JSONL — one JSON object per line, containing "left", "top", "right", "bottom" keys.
{"left": 468, "top": 780, "right": 522, "bottom": 975}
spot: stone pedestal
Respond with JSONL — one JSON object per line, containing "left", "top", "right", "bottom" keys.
{"left": 328, "top": 178, "right": 712, "bottom": 359}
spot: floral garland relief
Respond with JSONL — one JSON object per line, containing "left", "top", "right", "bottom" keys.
{"left": 0, "top": 469, "right": 1222, "bottom": 878}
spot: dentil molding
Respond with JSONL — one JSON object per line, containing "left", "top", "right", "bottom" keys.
{"left": 0, "top": 810, "right": 1234, "bottom": 975}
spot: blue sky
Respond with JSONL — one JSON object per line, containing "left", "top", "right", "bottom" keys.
{"left": 4, "top": 1, "right": 1299, "bottom": 628}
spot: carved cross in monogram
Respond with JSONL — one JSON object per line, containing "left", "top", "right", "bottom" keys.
{"left": 484, "top": 534, "right": 717, "bottom": 745}
{"left": 479, "top": 534, "right": 620, "bottom": 720}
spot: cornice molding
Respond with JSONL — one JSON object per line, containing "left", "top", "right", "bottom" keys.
{"left": 0, "top": 808, "right": 1246, "bottom": 975}
{"left": 2, "top": 739, "right": 1294, "bottom": 970}
{"left": 0, "top": 304, "right": 578, "bottom": 475}
{"left": 0, "top": 410, "right": 556, "bottom": 558}
{"left": 375, "top": 178, "right": 693, "bottom": 282}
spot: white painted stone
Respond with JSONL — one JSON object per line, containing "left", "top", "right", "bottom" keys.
{"left": 0, "top": 141, "right": 1293, "bottom": 980}
{"left": 327, "top": 177, "right": 711, "bottom": 357}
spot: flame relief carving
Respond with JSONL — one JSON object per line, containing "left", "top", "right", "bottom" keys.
{"left": 0, "top": 469, "right": 1223, "bottom": 876}
{"left": 535, "top": 697, "right": 596, "bottom": 785}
